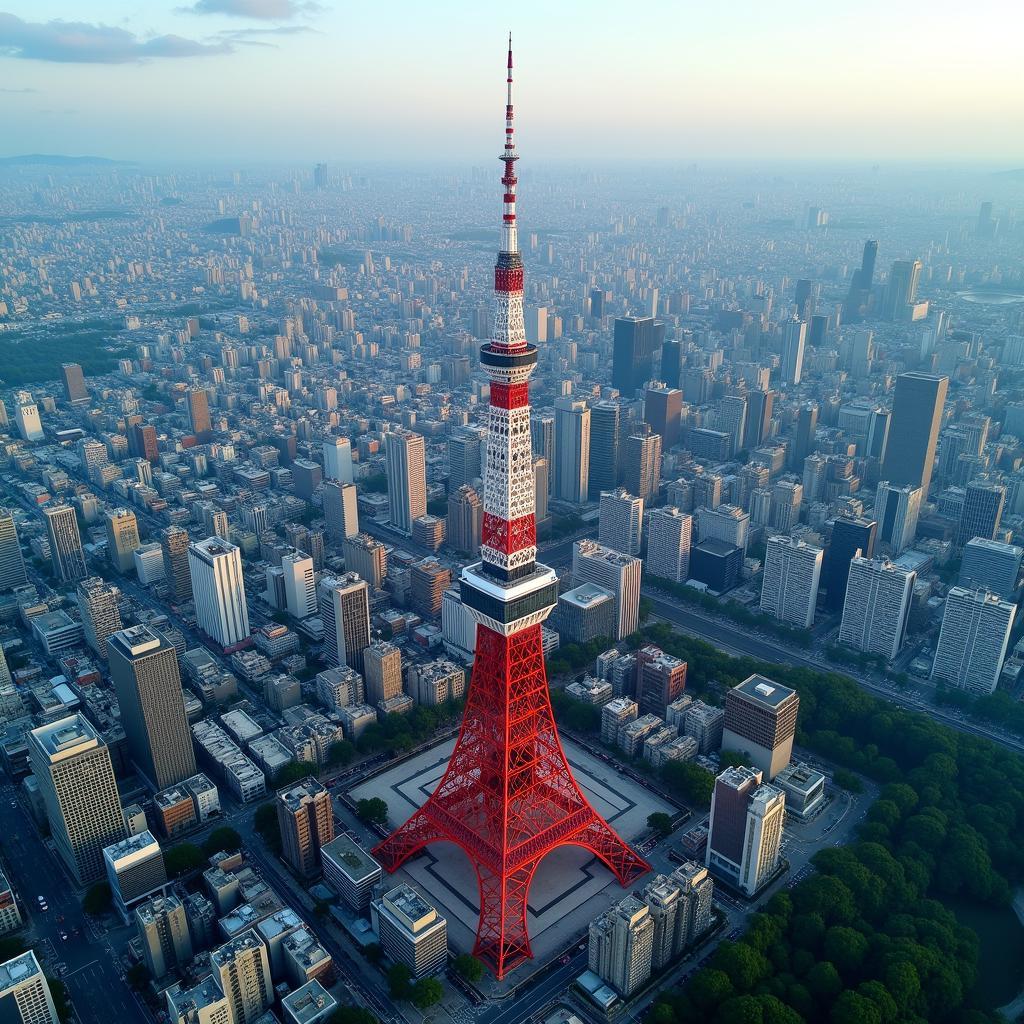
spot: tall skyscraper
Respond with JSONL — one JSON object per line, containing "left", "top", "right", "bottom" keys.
{"left": 136, "top": 894, "right": 193, "bottom": 981}
{"left": 706, "top": 766, "right": 785, "bottom": 896}
{"left": 61, "top": 362, "right": 88, "bottom": 404}
{"left": 822, "top": 516, "right": 877, "bottom": 611}
{"left": 447, "top": 485, "right": 483, "bottom": 555}
{"left": 745, "top": 389, "right": 774, "bottom": 449}
{"left": 210, "top": 931, "right": 273, "bottom": 1024}
{"left": 448, "top": 428, "right": 484, "bottom": 490}
{"left": 660, "top": 339, "right": 682, "bottom": 389}
{"left": 0, "top": 951, "right": 59, "bottom": 1024}
{"left": 959, "top": 538, "right": 1023, "bottom": 600}
{"left": 108, "top": 626, "right": 196, "bottom": 790}
{"left": 612, "top": 316, "right": 666, "bottom": 396}
{"left": 624, "top": 425, "right": 662, "bottom": 502}
{"left": 790, "top": 402, "right": 818, "bottom": 469}
{"left": 318, "top": 573, "right": 370, "bottom": 672}
{"left": 0, "top": 508, "right": 27, "bottom": 591}
{"left": 374, "top": 45, "right": 646, "bottom": 979}
{"left": 759, "top": 536, "right": 823, "bottom": 629}
{"left": 721, "top": 674, "right": 800, "bottom": 780}
{"left": 780, "top": 317, "right": 806, "bottom": 385}
{"left": 880, "top": 372, "right": 948, "bottom": 497}
{"left": 643, "top": 382, "right": 682, "bottom": 449}
{"left": 635, "top": 645, "right": 687, "bottom": 717}
{"left": 574, "top": 540, "right": 643, "bottom": 640}
{"left": 281, "top": 551, "right": 317, "bottom": 620}
{"left": 106, "top": 508, "right": 141, "bottom": 574}
{"left": 185, "top": 388, "right": 212, "bottom": 440}
{"left": 874, "top": 481, "right": 922, "bottom": 555}
{"left": 646, "top": 507, "right": 692, "bottom": 583}
{"left": 13, "top": 396, "right": 43, "bottom": 442}
{"left": 323, "top": 480, "right": 359, "bottom": 543}
{"left": 588, "top": 895, "right": 654, "bottom": 997}
{"left": 77, "top": 576, "right": 123, "bottom": 660}
{"left": 342, "top": 534, "right": 387, "bottom": 590}
{"left": 839, "top": 557, "right": 916, "bottom": 661}
{"left": 160, "top": 526, "right": 193, "bottom": 603}
{"left": 842, "top": 239, "right": 878, "bottom": 321}
{"left": 554, "top": 397, "right": 590, "bottom": 504}
{"left": 956, "top": 479, "right": 1006, "bottom": 547}
{"left": 128, "top": 422, "right": 159, "bottom": 463}
{"left": 385, "top": 428, "right": 427, "bottom": 535}
{"left": 322, "top": 436, "right": 354, "bottom": 483}
{"left": 931, "top": 587, "right": 1015, "bottom": 696}
{"left": 188, "top": 538, "right": 250, "bottom": 651}
{"left": 277, "top": 778, "right": 335, "bottom": 879}
{"left": 881, "top": 258, "right": 922, "bottom": 321}
{"left": 43, "top": 503, "right": 87, "bottom": 582}
{"left": 599, "top": 489, "right": 643, "bottom": 556}
{"left": 364, "top": 641, "right": 403, "bottom": 706}
{"left": 588, "top": 399, "right": 621, "bottom": 495}
{"left": 29, "top": 715, "right": 127, "bottom": 885}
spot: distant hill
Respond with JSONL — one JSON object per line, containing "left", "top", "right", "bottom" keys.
{"left": 0, "top": 154, "right": 133, "bottom": 167}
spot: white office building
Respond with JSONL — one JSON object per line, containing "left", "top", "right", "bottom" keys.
{"left": 931, "top": 587, "right": 1016, "bottom": 695}
{"left": 646, "top": 506, "right": 692, "bottom": 583}
{"left": 874, "top": 481, "right": 923, "bottom": 555}
{"left": 188, "top": 538, "right": 250, "bottom": 650}
{"left": 385, "top": 429, "right": 426, "bottom": 535}
{"left": 282, "top": 551, "right": 317, "bottom": 620}
{"left": 759, "top": 536, "right": 823, "bottom": 629}
{"left": 573, "top": 540, "right": 642, "bottom": 641}
{"left": 838, "top": 556, "right": 916, "bottom": 661}
{"left": 599, "top": 489, "right": 643, "bottom": 556}
{"left": 323, "top": 436, "right": 354, "bottom": 483}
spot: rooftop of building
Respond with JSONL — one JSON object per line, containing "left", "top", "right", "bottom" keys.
{"left": 278, "top": 777, "right": 328, "bottom": 810}
{"left": 560, "top": 583, "right": 614, "bottom": 608}
{"left": 167, "top": 976, "right": 225, "bottom": 1015}
{"left": 381, "top": 883, "right": 440, "bottom": 930}
{"left": 211, "top": 927, "right": 265, "bottom": 964}
{"left": 774, "top": 761, "right": 827, "bottom": 794}
{"left": 107, "top": 624, "right": 169, "bottom": 659}
{"left": 135, "top": 893, "right": 183, "bottom": 924}
{"left": 0, "top": 950, "right": 42, "bottom": 992}
{"left": 693, "top": 537, "right": 739, "bottom": 556}
{"left": 730, "top": 674, "right": 797, "bottom": 709}
{"left": 30, "top": 713, "right": 101, "bottom": 759}
{"left": 281, "top": 980, "right": 337, "bottom": 1024}
{"left": 717, "top": 764, "right": 764, "bottom": 789}
{"left": 104, "top": 830, "right": 160, "bottom": 864}
{"left": 321, "top": 834, "right": 382, "bottom": 880}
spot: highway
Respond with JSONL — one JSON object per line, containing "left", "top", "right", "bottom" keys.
{"left": 642, "top": 590, "right": 1024, "bottom": 756}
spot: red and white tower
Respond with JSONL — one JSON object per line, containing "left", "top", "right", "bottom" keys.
{"left": 373, "top": 38, "right": 648, "bottom": 979}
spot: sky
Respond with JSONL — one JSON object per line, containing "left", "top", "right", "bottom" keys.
{"left": 0, "top": 0, "right": 1021, "bottom": 164}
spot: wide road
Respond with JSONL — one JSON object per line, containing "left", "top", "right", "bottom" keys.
{"left": 0, "top": 779, "right": 147, "bottom": 1023}
{"left": 643, "top": 591, "right": 1024, "bottom": 756}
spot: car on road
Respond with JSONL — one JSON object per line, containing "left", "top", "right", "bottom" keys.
{"left": 39, "top": 903, "right": 48, "bottom": 912}
{"left": 36, "top": 896, "right": 45, "bottom": 904}
{"left": 59, "top": 931, "right": 68, "bottom": 941}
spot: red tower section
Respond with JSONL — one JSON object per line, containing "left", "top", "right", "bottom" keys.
{"left": 373, "top": 37, "right": 648, "bottom": 980}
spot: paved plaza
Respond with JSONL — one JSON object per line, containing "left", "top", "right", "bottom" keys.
{"left": 349, "top": 736, "right": 673, "bottom": 968}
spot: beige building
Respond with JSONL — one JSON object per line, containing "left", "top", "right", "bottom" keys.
{"left": 277, "top": 778, "right": 335, "bottom": 879}
{"left": 373, "top": 885, "right": 447, "bottom": 978}
{"left": 209, "top": 930, "right": 272, "bottom": 1024}
{"left": 588, "top": 895, "right": 654, "bottom": 997}
{"left": 364, "top": 641, "right": 403, "bottom": 706}
{"left": 106, "top": 508, "right": 141, "bottom": 574}
{"left": 77, "top": 576, "right": 123, "bottom": 660}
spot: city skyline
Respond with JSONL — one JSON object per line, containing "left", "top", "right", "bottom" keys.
{"left": 0, "top": 1, "right": 1020, "bottom": 162}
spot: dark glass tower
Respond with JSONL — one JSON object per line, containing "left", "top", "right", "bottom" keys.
{"left": 612, "top": 316, "right": 666, "bottom": 396}
{"left": 823, "top": 516, "right": 877, "bottom": 611}
{"left": 880, "top": 372, "right": 948, "bottom": 498}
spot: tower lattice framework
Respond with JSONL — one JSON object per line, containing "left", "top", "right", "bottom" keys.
{"left": 373, "top": 38, "right": 648, "bottom": 979}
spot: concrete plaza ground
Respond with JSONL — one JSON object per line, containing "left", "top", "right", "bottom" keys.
{"left": 348, "top": 735, "right": 673, "bottom": 970}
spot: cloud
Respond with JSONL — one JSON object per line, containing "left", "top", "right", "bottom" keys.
{"left": 216, "top": 24, "right": 316, "bottom": 45}
{"left": 0, "top": 85, "right": 37, "bottom": 93}
{"left": 0, "top": 12, "right": 234, "bottom": 63}
{"left": 186, "top": 0, "right": 324, "bottom": 19}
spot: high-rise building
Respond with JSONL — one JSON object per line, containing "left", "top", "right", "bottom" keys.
{"left": 745, "top": 389, "right": 774, "bottom": 449}
{"left": 61, "top": 362, "right": 88, "bottom": 404}
{"left": 880, "top": 372, "right": 948, "bottom": 497}
{"left": 210, "top": 930, "right": 273, "bottom": 1024}
{"left": 448, "top": 429, "right": 483, "bottom": 490}
{"left": 0, "top": 509, "right": 27, "bottom": 591}
{"left": 385, "top": 428, "right": 427, "bottom": 535}
{"left": 822, "top": 516, "right": 877, "bottom": 611}
{"left": 281, "top": 551, "right": 317, "bottom": 620}
{"left": 166, "top": 977, "right": 230, "bottom": 1024}
{"left": 277, "top": 778, "right": 335, "bottom": 879}
{"left": 706, "top": 766, "right": 785, "bottom": 896}
{"left": 373, "top": 885, "right": 448, "bottom": 979}
{"left": 874, "top": 481, "right": 922, "bottom": 555}
{"left": 957, "top": 479, "right": 1006, "bottom": 547}
{"left": 447, "top": 485, "right": 483, "bottom": 555}
{"left": 769, "top": 479, "right": 803, "bottom": 533}
{"left": 790, "top": 402, "right": 818, "bottom": 468}
{"left": 323, "top": 480, "right": 359, "bottom": 543}
{"left": 0, "top": 950, "right": 59, "bottom": 1024}
{"left": 136, "top": 894, "right": 193, "bottom": 980}
{"left": 318, "top": 573, "right": 370, "bottom": 672}
{"left": 128, "top": 422, "right": 159, "bottom": 463}
{"left": 695, "top": 504, "right": 750, "bottom": 553}
{"left": 322, "top": 436, "right": 354, "bottom": 484}
{"left": 644, "top": 382, "right": 682, "bottom": 449}
{"left": 612, "top": 316, "right": 666, "bottom": 396}
{"left": 842, "top": 239, "right": 878, "bottom": 321}
{"left": 759, "top": 536, "right": 822, "bottom": 629}
{"left": 106, "top": 508, "right": 141, "bottom": 574}
{"left": 553, "top": 397, "right": 590, "bottom": 504}
{"left": 374, "top": 46, "right": 646, "bottom": 980}
{"left": 931, "top": 587, "right": 1015, "bottom": 696}
{"left": 77, "top": 576, "right": 123, "bottom": 660}
{"left": 321, "top": 834, "right": 383, "bottom": 912}
{"left": 839, "top": 557, "right": 916, "bottom": 661}
{"left": 188, "top": 538, "right": 250, "bottom": 651}
{"left": 574, "top": 540, "right": 643, "bottom": 640}
{"left": 292, "top": 459, "right": 323, "bottom": 502}
{"left": 588, "top": 399, "right": 621, "bottom": 495}
{"left": 410, "top": 558, "right": 452, "bottom": 617}
{"left": 881, "top": 258, "right": 922, "bottom": 321}
{"left": 636, "top": 645, "right": 687, "bottom": 717}
{"left": 342, "top": 534, "right": 387, "bottom": 590}
{"left": 721, "top": 674, "right": 799, "bottom": 780}
{"left": 588, "top": 895, "right": 654, "bottom": 997}
{"left": 599, "top": 489, "right": 643, "bottom": 556}
{"left": 624, "top": 425, "right": 662, "bottom": 502}
{"left": 364, "top": 641, "right": 403, "bottom": 706}
{"left": 161, "top": 526, "right": 193, "bottom": 603}
{"left": 108, "top": 626, "right": 196, "bottom": 790}
{"left": 646, "top": 507, "right": 692, "bottom": 583}
{"left": 103, "top": 831, "right": 167, "bottom": 918}
{"left": 672, "top": 861, "right": 715, "bottom": 951}
{"left": 13, "top": 397, "right": 43, "bottom": 443}
{"left": 43, "top": 503, "right": 87, "bottom": 583}
{"left": 780, "top": 318, "right": 806, "bottom": 385}
{"left": 29, "top": 715, "right": 127, "bottom": 885}
{"left": 186, "top": 389, "right": 212, "bottom": 441}
{"left": 533, "top": 457, "right": 550, "bottom": 523}
{"left": 959, "top": 538, "right": 1024, "bottom": 600}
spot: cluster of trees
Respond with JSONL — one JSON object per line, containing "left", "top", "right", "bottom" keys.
{"left": 355, "top": 698, "right": 464, "bottom": 755}
{"left": 254, "top": 801, "right": 282, "bottom": 855}
{"left": 937, "top": 685, "right": 1024, "bottom": 739}
{"left": 275, "top": 760, "right": 321, "bottom": 786}
{"left": 202, "top": 827, "right": 242, "bottom": 858}
{"left": 387, "top": 963, "right": 443, "bottom": 1009}
{"left": 549, "top": 687, "right": 602, "bottom": 733}
{"left": 650, "top": 633, "right": 1024, "bottom": 1024}
{"left": 546, "top": 635, "right": 615, "bottom": 678}
{"left": 0, "top": 323, "right": 132, "bottom": 387}
{"left": 164, "top": 842, "right": 206, "bottom": 878}
{"left": 454, "top": 953, "right": 484, "bottom": 982}
{"left": 356, "top": 798, "right": 389, "bottom": 826}
{"left": 825, "top": 643, "right": 889, "bottom": 673}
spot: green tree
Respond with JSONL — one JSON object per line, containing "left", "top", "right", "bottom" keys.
{"left": 713, "top": 942, "right": 769, "bottom": 992}
{"left": 718, "top": 749, "right": 749, "bottom": 769}
{"left": 411, "top": 977, "right": 443, "bottom": 1009}
{"left": 357, "top": 798, "right": 389, "bottom": 826}
{"left": 276, "top": 760, "right": 319, "bottom": 786}
{"left": 829, "top": 991, "right": 880, "bottom": 1024}
{"left": 125, "top": 963, "right": 150, "bottom": 990}
{"left": 328, "top": 740, "right": 355, "bottom": 767}
{"left": 688, "top": 968, "right": 734, "bottom": 1012}
{"left": 202, "top": 826, "right": 242, "bottom": 857}
{"left": 822, "top": 927, "right": 869, "bottom": 976}
{"left": 164, "top": 842, "right": 204, "bottom": 878}
{"left": 387, "top": 963, "right": 413, "bottom": 1000}
{"left": 647, "top": 812, "right": 674, "bottom": 837}
{"left": 330, "top": 1006, "right": 379, "bottom": 1024}
{"left": 454, "top": 953, "right": 483, "bottom": 982}
{"left": 82, "top": 881, "right": 112, "bottom": 915}
{"left": 254, "top": 801, "right": 282, "bottom": 854}
{"left": 804, "top": 962, "right": 842, "bottom": 1001}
